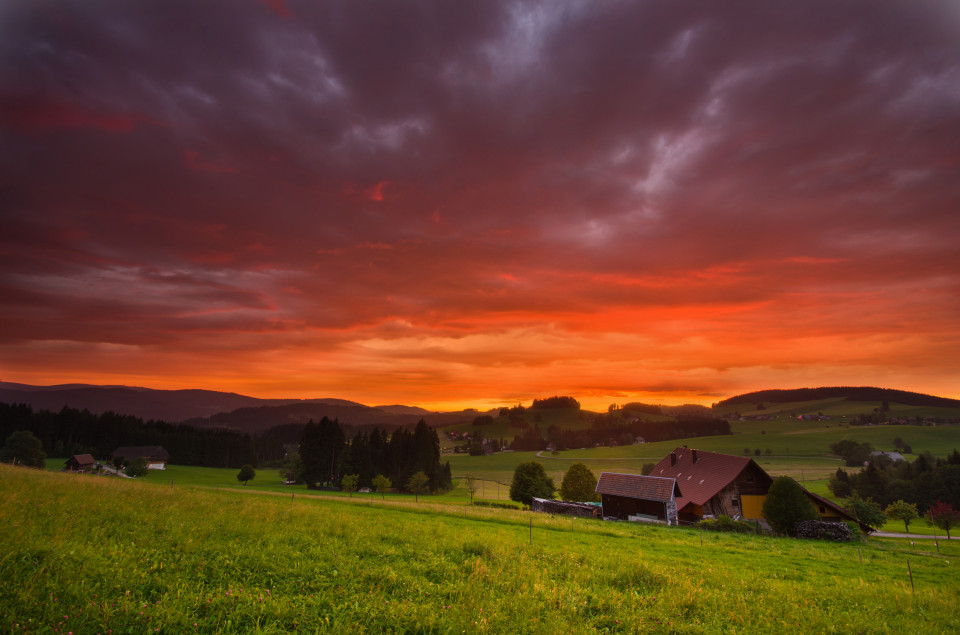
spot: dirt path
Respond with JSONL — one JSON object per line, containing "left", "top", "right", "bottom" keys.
{"left": 872, "top": 531, "right": 957, "bottom": 540}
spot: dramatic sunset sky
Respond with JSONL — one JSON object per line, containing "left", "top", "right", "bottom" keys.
{"left": 2, "top": 0, "right": 959, "bottom": 411}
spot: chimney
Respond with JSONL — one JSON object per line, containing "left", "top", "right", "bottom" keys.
{"left": 670, "top": 452, "right": 677, "bottom": 467}
{"left": 692, "top": 449, "right": 698, "bottom": 463}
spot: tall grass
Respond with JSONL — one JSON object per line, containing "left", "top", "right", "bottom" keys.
{"left": 1, "top": 464, "right": 957, "bottom": 633}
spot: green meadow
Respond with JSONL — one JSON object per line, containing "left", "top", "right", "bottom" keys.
{"left": 3, "top": 463, "right": 959, "bottom": 634}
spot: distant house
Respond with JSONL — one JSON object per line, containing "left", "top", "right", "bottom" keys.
{"left": 110, "top": 446, "right": 170, "bottom": 470}
{"left": 870, "top": 451, "right": 906, "bottom": 463}
{"left": 595, "top": 472, "right": 681, "bottom": 525}
{"left": 64, "top": 454, "right": 96, "bottom": 473}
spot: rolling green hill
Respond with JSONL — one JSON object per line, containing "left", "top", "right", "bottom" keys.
{"left": 2, "top": 464, "right": 957, "bottom": 633}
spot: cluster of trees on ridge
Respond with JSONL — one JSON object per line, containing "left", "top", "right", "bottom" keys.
{"left": 294, "top": 417, "right": 452, "bottom": 494}
{"left": 510, "top": 418, "right": 731, "bottom": 451}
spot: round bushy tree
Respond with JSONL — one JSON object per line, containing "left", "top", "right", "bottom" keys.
{"left": 845, "top": 497, "right": 886, "bottom": 532}
{"left": 926, "top": 501, "right": 960, "bottom": 539}
{"left": 560, "top": 462, "right": 598, "bottom": 502}
{"left": 509, "top": 461, "right": 555, "bottom": 505}
{"left": 237, "top": 464, "right": 256, "bottom": 486}
{"left": 762, "top": 476, "right": 818, "bottom": 536}
{"left": 372, "top": 474, "right": 391, "bottom": 500}
{"left": 0, "top": 430, "right": 46, "bottom": 468}
{"left": 407, "top": 471, "right": 430, "bottom": 502}
{"left": 125, "top": 456, "right": 149, "bottom": 478}
{"left": 885, "top": 500, "right": 919, "bottom": 532}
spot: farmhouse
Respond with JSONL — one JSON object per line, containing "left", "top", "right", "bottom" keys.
{"left": 111, "top": 446, "right": 170, "bottom": 470}
{"left": 650, "top": 447, "right": 866, "bottom": 528}
{"left": 595, "top": 472, "right": 681, "bottom": 525}
{"left": 651, "top": 448, "right": 772, "bottom": 523}
{"left": 64, "top": 454, "right": 96, "bottom": 473}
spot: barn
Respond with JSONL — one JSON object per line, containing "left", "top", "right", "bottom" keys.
{"left": 111, "top": 446, "right": 170, "bottom": 470}
{"left": 64, "top": 454, "right": 96, "bottom": 473}
{"left": 650, "top": 447, "right": 867, "bottom": 529}
{"left": 595, "top": 472, "right": 682, "bottom": 525}
{"left": 650, "top": 448, "right": 773, "bottom": 523}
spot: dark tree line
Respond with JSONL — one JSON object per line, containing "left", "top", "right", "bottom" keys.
{"left": 0, "top": 402, "right": 257, "bottom": 468}
{"left": 298, "top": 417, "right": 451, "bottom": 493}
{"left": 530, "top": 396, "right": 581, "bottom": 409}
{"left": 515, "top": 417, "right": 732, "bottom": 451}
{"left": 829, "top": 450, "right": 960, "bottom": 512}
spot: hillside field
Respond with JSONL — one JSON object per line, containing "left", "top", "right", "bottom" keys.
{"left": 3, "top": 464, "right": 959, "bottom": 633}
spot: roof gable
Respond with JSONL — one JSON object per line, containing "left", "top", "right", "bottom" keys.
{"left": 596, "top": 472, "right": 680, "bottom": 502}
{"left": 652, "top": 447, "right": 771, "bottom": 507}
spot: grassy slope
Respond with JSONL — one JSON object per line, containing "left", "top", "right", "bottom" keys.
{"left": 2, "top": 464, "right": 958, "bottom": 634}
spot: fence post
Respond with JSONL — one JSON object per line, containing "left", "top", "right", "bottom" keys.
{"left": 529, "top": 516, "right": 533, "bottom": 545}
{"left": 907, "top": 558, "right": 915, "bottom": 596}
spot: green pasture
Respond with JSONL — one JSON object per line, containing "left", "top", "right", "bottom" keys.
{"left": 2, "top": 464, "right": 958, "bottom": 634}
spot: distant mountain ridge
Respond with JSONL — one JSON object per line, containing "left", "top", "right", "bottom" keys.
{"left": 0, "top": 382, "right": 367, "bottom": 423}
{"left": 716, "top": 386, "right": 960, "bottom": 409}
{"left": 0, "top": 382, "right": 476, "bottom": 433}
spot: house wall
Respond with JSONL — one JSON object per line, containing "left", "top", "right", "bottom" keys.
{"left": 741, "top": 495, "right": 766, "bottom": 519}
{"left": 601, "top": 494, "right": 667, "bottom": 521}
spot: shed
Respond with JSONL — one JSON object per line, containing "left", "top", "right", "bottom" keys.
{"left": 65, "top": 454, "right": 96, "bottom": 473}
{"left": 110, "top": 446, "right": 170, "bottom": 470}
{"left": 596, "top": 472, "right": 681, "bottom": 525}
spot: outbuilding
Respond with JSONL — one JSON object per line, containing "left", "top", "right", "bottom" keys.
{"left": 65, "top": 454, "right": 96, "bottom": 473}
{"left": 596, "top": 472, "right": 681, "bottom": 525}
{"left": 110, "top": 446, "right": 170, "bottom": 470}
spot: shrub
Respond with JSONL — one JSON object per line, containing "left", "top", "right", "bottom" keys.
{"left": 509, "top": 461, "right": 555, "bottom": 505}
{"left": 697, "top": 515, "right": 754, "bottom": 533}
{"left": 795, "top": 520, "right": 853, "bottom": 542}
{"left": 560, "top": 462, "right": 598, "bottom": 502}
{"left": 762, "top": 476, "right": 818, "bottom": 536}
{"left": 473, "top": 500, "right": 524, "bottom": 510}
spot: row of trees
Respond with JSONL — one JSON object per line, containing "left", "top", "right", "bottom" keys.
{"left": 513, "top": 417, "right": 732, "bottom": 452}
{"left": 503, "top": 461, "right": 600, "bottom": 505}
{"left": 296, "top": 418, "right": 452, "bottom": 494}
{"left": 0, "top": 403, "right": 258, "bottom": 469}
{"left": 828, "top": 449, "right": 960, "bottom": 511}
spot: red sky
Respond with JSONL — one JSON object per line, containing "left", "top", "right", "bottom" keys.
{"left": 2, "top": 0, "right": 959, "bottom": 411}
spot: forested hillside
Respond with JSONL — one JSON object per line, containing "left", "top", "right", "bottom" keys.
{"left": 717, "top": 387, "right": 960, "bottom": 409}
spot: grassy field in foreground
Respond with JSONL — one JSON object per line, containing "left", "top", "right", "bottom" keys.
{"left": 2, "top": 464, "right": 959, "bottom": 634}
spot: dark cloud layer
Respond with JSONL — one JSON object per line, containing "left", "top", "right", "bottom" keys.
{"left": 2, "top": 0, "right": 959, "bottom": 407}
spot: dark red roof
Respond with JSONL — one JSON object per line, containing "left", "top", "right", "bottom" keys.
{"left": 67, "top": 454, "right": 95, "bottom": 465}
{"left": 596, "top": 472, "right": 680, "bottom": 502}
{"left": 652, "top": 448, "right": 767, "bottom": 508}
